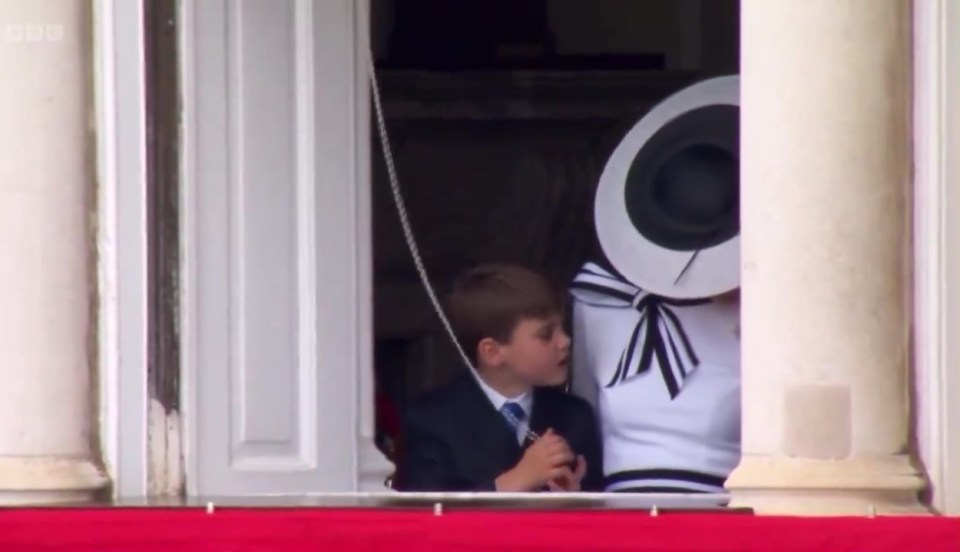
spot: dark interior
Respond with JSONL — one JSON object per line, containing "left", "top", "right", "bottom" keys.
{"left": 370, "top": 0, "right": 739, "bottom": 464}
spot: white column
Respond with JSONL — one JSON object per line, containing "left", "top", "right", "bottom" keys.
{"left": 0, "top": 1, "right": 108, "bottom": 502}
{"left": 728, "top": 0, "right": 926, "bottom": 514}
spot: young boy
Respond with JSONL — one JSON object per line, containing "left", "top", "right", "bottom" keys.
{"left": 398, "top": 263, "right": 603, "bottom": 492}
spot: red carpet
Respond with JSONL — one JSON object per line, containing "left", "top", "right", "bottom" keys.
{"left": 0, "top": 508, "right": 956, "bottom": 551}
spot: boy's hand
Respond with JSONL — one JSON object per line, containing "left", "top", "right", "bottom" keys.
{"left": 495, "top": 428, "right": 574, "bottom": 492}
{"left": 547, "top": 455, "right": 587, "bottom": 492}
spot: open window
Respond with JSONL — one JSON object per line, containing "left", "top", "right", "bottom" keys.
{"left": 369, "top": 0, "right": 739, "bottom": 482}
{"left": 179, "top": 0, "right": 738, "bottom": 498}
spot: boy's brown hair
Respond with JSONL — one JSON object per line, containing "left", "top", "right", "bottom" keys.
{"left": 446, "top": 263, "right": 566, "bottom": 364}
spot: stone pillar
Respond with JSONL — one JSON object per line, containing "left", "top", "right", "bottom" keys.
{"left": 728, "top": 0, "right": 926, "bottom": 514}
{"left": 0, "top": 1, "right": 108, "bottom": 503}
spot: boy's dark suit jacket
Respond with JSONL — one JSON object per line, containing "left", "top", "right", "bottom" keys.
{"left": 397, "top": 374, "right": 604, "bottom": 492}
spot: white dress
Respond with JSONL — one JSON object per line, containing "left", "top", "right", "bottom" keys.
{"left": 570, "top": 263, "right": 741, "bottom": 493}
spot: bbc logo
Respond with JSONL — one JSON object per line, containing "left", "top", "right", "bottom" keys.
{"left": 4, "top": 24, "right": 64, "bottom": 43}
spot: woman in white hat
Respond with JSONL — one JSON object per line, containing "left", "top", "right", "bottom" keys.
{"left": 569, "top": 76, "right": 742, "bottom": 495}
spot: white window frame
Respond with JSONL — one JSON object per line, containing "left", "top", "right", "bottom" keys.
{"left": 94, "top": 0, "right": 151, "bottom": 498}
{"left": 913, "top": 0, "right": 960, "bottom": 515}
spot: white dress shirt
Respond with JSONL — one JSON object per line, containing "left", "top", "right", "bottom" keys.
{"left": 471, "top": 371, "right": 533, "bottom": 445}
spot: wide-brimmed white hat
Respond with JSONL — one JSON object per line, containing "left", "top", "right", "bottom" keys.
{"left": 594, "top": 75, "right": 739, "bottom": 299}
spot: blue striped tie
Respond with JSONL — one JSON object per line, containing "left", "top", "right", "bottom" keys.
{"left": 500, "top": 402, "right": 526, "bottom": 431}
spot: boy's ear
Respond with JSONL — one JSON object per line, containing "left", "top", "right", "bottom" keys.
{"left": 476, "top": 337, "right": 504, "bottom": 366}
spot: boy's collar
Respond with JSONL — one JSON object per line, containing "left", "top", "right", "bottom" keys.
{"left": 469, "top": 369, "right": 533, "bottom": 415}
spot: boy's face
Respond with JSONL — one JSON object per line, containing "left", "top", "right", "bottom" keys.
{"left": 495, "top": 313, "right": 571, "bottom": 387}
